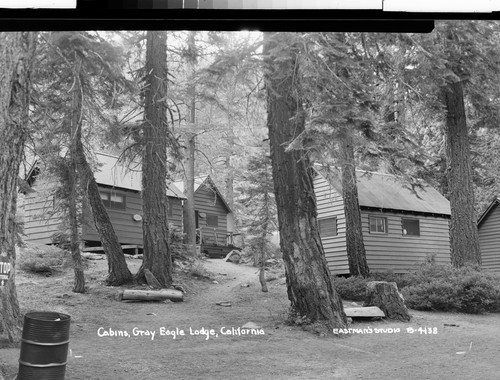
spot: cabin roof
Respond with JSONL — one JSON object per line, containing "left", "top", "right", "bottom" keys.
{"left": 317, "top": 169, "right": 451, "bottom": 216}
{"left": 477, "top": 197, "right": 500, "bottom": 227}
{"left": 173, "top": 175, "right": 232, "bottom": 213}
{"left": 94, "top": 152, "right": 186, "bottom": 199}
{"left": 25, "top": 152, "right": 186, "bottom": 199}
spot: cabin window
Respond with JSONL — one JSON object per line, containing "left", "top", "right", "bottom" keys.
{"left": 206, "top": 214, "right": 218, "bottom": 227}
{"left": 99, "top": 190, "right": 126, "bottom": 210}
{"left": 369, "top": 216, "right": 387, "bottom": 234}
{"left": 318, "top": 217, "right": 337, "bottom": 237}
{"left": 402, "top": 218, "right": 420, "bottom": 236}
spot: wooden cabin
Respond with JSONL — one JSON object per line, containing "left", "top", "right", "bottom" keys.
{"left": 477, "top": 198, "right": 500, "bottom": 272}
{"left": 173, "top": 176, "right": 235, "bottom": 253}
{"left": 313, "top": 170, "right": 452, "bottom": 275}
{"left": 21, "top": 152, "right": 186, "bottom": 250}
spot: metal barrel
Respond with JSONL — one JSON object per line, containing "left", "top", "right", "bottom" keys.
{"left": 17, "top": 312, "right": 71, "bottom": 380}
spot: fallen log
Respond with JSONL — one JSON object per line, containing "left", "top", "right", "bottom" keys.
{"left": 118, "top": 289, "right": 183, "bottom": 302}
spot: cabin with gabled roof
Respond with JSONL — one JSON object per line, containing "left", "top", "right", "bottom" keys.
{"left": 477, "top": 198, "right": 500, "bottom": 272}
{"left": 313, "top": 170, "right": 452, "bottom": 275}
{"left": 173, "top": 175, "right": 235, "bottom": 255}
{"left": 21, "top": 152, "right": 186, "bottom": 250}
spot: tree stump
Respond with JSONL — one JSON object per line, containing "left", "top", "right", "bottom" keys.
{"left": 364, "top": 281, "right": 411, "bottom": 321}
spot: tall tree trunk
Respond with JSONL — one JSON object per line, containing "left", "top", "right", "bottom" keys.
{"left": 340, "top": 128, "right": 369, "bottom": 277}
{"left": 68, "top": 55, "right": 86, "bottom": 293}
{"left": 183, "top": 131, "right": 197, "bottom": 257}
{"left": 264, "top": 32, "right": 347, "bottom": 329}
{"left": 183, "top": 31, "right": 197, "bottom": 257}
{"left": 67, "top": 156, "right": 86, "bottom": 293}
{"left": 225, "top": 89, "right": 236, "bottom": 235}
{"left": 0, "top": 32, "right": 36, "bottom": 345}
{"left": 70, "top": 53, "right": 132, "bottom": 286}
{"left": 441, "top": 81, "right": 481, "bottom": 267}
{"left": 136, "top": 31, "right": 173, "bottom": 287}
{"left": 259, "top": 189, "right": 270, "bottom": 293}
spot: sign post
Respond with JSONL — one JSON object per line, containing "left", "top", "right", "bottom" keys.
{"left": 0, "top": 256, "right": 11, "bottom": 287}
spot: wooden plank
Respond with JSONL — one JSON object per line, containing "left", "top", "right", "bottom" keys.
{"left": 344, "top": 306, "right": 385, "bottom": 318}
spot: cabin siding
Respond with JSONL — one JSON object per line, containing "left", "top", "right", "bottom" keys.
{"left": 361, "top": 211, "right": 451, "bottom": 273}
{"left": 195, "top": 184, "right": 228, "bottom": 245}
{"left": 82, "top": 186, "right": 184, "bottom": 246}
{"left": 22, "top": 179, "right": 65, "bottom": 245}
{"left": 314, "top": 174, "right": 349, "bottom": 274}
{"left": 478, "top": 203, "right": 500, "bottom": 272}
{"left": 313, "top": 172, "right": 452, "bottom": 275}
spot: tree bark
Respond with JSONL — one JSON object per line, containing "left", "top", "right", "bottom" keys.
{"left": 183, "top": 31, "right": 197, "bottom": 257}
{"left": 67, "top": 157, "right": 86, "bottom": 293}
{"left": 68, "top": 55, "right": 86, "bottom": 293}
{"left": 0, "top": 32, "right": 36, "bottom": 345}
{"left": 70, "top": 52, "right": 132, "bottom": 287}
{"left": 264, "top": 32, "right": 347, "bottom": 329}
{"left": 441, "top": 81, "right": 481, "bottom": 267}
{"left": 340, "top": 129, "right": 370, "bottom": 277}
{"left": 184, "top": 131, "right": 197, "bottom": 255}
{"left": 258, "top": 163, "right": 271, "bottom": 293}
{"left": 136, "top": 31, "right": 173, "bottom": 287}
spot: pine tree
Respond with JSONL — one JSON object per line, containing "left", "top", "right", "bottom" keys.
{"left": 392, "top": 21, "right": 500, "bottom": 266}
{"left": 31, "top": 32, "right": 134, "bottom": 286}
{"left": 237, "top": 146, "right": 277, "bottom": 292}
{"left": 135, "top": 31, "right": 173, "bottom": 287}
{"left": 0, "top": 31, "right": 36, "bottom": 345}
{"left": 264, "top": 32, "right": 347, "bottom": 329}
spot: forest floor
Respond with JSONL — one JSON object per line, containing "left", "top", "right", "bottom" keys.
{"left": 1, "top": 252, "right": 500, "bottom": 380}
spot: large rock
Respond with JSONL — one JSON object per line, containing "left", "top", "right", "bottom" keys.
{"left": 364, "top": 281, "right": 411, "bottom": 322}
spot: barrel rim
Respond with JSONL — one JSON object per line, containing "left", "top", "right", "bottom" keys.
{"left": 24, "top": 312, "right": 71, "bottom": 321}
{"left": 20, "top": 338, "right": 70, "bottom": 346}
{"left": 18, "top": 359, "right": 68, "bottom": 368}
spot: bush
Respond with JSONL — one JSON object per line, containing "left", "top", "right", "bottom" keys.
{"left": 51, "top": 230, "right": 71, "bottom": 251}
{"left": 18, "top": 244, "right": 66, "bottom": 273}
{"left": 331, "top": 263, "right": 500, "bottom": 314}
{"left": 333, "top": 276, "right": 368, "bottom": 301}
{"left": 402, "top": 264, "right": 500, "bottom": 314}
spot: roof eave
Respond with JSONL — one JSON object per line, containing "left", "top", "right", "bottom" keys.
{"left": 477, "top": 197, "right": 500, "bottom": 227}
{"left": 360, "top": 205, "right": 451, "bottom": 219}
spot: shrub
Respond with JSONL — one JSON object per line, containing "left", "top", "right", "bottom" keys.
{"left": 51, "top": 230, "right": 71, "bottom": 251}
{"left": 331, "top": 263, "right": 500, "bottom": 314}
{"left": 333, "top": 276, "right": 368, "bottom": 301}
{"left": 18, "top": 244, "right": 66, "bottom": 273}
{"left": 402, "top": 264, "right": 500, "bottom": 314}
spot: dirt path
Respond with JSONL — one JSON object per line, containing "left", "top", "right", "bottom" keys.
{"left": 199, "top": 259, "right": 261, "bottom": 303}
{"left": 2, "top": 257, "right": 500, "bottom": 380}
